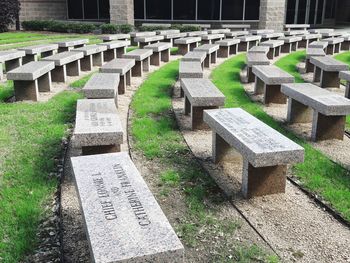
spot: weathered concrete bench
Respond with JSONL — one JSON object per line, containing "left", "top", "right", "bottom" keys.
{"left": 56, "top": 39, "right": 88, "bottom": 53}
{"left": 0, "top": 50, "right": 25, "bottom": 80}
{"left": 207, "top": 29, "right": 230, "bottom": 34}
{"left": 179, "top": 61, "right": 203, "bottom": 79}
{"left": 72, "top": 99, "right": 123, "bottom": 154}
{"left": 98, "top": 40, "right": 130, "bottom": 62}
{"left": 221, "top": 24, "right": 250, "bottom": 31}
{"left": 181, "top": 78, "right": 225, "bottom": 129}
{"left": 237, "top": 35, "right": 261, "bottom": 52}
{"left": 201, "top": 34, "right": 225, "bottom": 44}
{"left": 310, "top": 56, "right": 349, "bottom": 88}
{"left": 100, "top": 58, "right": 135, "bottom": 94}
{"left": 72, "top": 45, "right": 107, "bottom": 71}
{"left": 283, "top": 30, "right": 308, "bottom": 37}
{"left": 18, "top": 44, "right": 58, "bottom": 64}
{"left": 309, "top": 40, "right": 328, "bottom": 51}
{"left": 42, "top": 51, "right": 84, "bottom": 82}
{"left": 203, "top": 108, "right": 304, "bottom": 198}
{"left": 122, "top": 49, "right": 153, "bottom": 77}
{"left": 216, "top": 39, "right": 240, "bottom": 58}
{"left": 181, "top": 51, "right": 206, "bottom": 68}
{"left": 339, "top": 71, "right": 350, "bottom": 98}
{"left": 160, "top": 32, "right": 186, "bottom": 45}
{"left": 156, "top": 29, "right": 180, "bottom": 35}
{"left": 184, "top": 24, "right": 211, "bottom": 30}
{"left": 285, "top": 24, "right": 310, "bottom": 31}
{"left": 281, "top": 83, "right": 350, "bottom": 141}
{"left": 298, "top": 33, "right": 321, "bottom": 48}
{"left": 134, "top": 35, "right": 165, "bottom": 48}
{"left": 186, "top": 31, "right": 208, "bottom": 37}
{"left": 245, "top": 52, "right": 270, "bottom": 83}
{"left": 305, "top": 47, "right": 326, "bottom": 73}
{"left": 251, "top": 29, "right": 274, "bottom": 35}
{"left": 100, "top": 34, "right": 130, "bottom": 42}
{"left": 82, "top": 73, "right": 119, "bottom": 106}
{"left": 321, "top": 31, "right": 342, "bottom": 38}
{"left": 248, "top": 45, "right": 269, "bottom": 55}
{"left": 130, "top": 31, "right": 156, "bottom": 46}
{"left": 341, "top": 35, "right": 350, "bottom": 51}
{"left": 260, "top": 40, "right": 284, "bottom": 59}
{"left": 174, "top": 37, "right": 202, "bottom": 55}
{"left": 260, "top": 32, "right": 284, "bottom": 42}
{"left": 7, "top": 61, "right": 54, "bottom": 101}
{"left": 70, "top": 152, "right": 185, "bottom": 262}
{"left": 252, "top": 65, "right": 294, "bottom": 104}
{"left": 194, "top": 44, "right": 219, "bottom": 68}
{"left": 278, "top": 36, "right": 302, "bottom": 53}
{"left": 323, "top": 37, "right": 344, "bottom": 55}
{"left": 225, "top": 31, "right": 249, "bottom": 38}
{"left": 144, "top": 42, "right": 171, "bottom": 66}
{"left": 142, "top": 23, "right": 172, "bottom": 27}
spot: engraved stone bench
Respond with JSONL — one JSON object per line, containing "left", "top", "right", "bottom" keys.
{"left": 260, "top": 32, "right": 284, "bottom": 42}
{"left": 260, "top": 40, "right": 284, "bottom": 59}
{"left": 237, "top": 35, "right": 261, "bottom": 52}
{"left": 225, "top": 31, "right": 249, "bottom": 38}
{"left": 186, "top": 31, "right": 208, "bottom": 37}
{"left": 144, "top": 42, "right": 172, "bottom": 66}
{"left": 245, "top": 53, "right": 270, "bottom": 83}
{"left": 285, "top": 24, "right": 310, "bottom": 31}
{"left": 216, "top": 39, "right": 240, "bottom": 58}
{"left": 72, "top": 45, "right": 107, "bottom": 71}
{"left": 248, "top": 45, "right": 269, "bottom": 55}
{"left": 134, "top": 35, "right": 165, "bottom": 48}
{"left": 279, "top": 36, "right": 302, "bottom": 53}
{"left": 305, "top": 48, "right": 326, "bottom": 73}
{"left": 201, "top": 34, "right": 225, "bottom": 44}
{"left": 56, "top": 39, "right": 88, "bottom": 53}
{"left": 299, "top": 33, "right": 321, "bottom": 48}
{"left": 194, "top": 44, "right": 219, "bottom": 68}
{"left": 179, "top": 61, "right": 203, "bottom": 80}
{"left": 100, "top": 58, "right": 135, "bottom": 94}
{"left": 203, "top": 108, "right": 304, "bottom": 198}
{"left": 181, "top": 78, "right": 225, "bottom": 129}
{"left": 323, "top": 37, "right": 344, "bottom": 55}
{"left": 72, "top": 99, "right": 123, "bottom": 155}
{"left": 339, "top": 71, "right": 350, "bottom": 98}
{"left": 0, "top": 50, "right": 25, "bottom": 80}
{"left": 174, "top": 37, "right": 202, "bottom": 55}
{"left": 42, "top": 51, "right": 84, "bottom": 82}
{"left": 281, "top": 83, "right": 350, "bottom": 141}
{"left": 252, "top": 65, "right": 294, "bottom": 104}
{"left": 207, "top": 29, "right": 230, "bottom": 34}
{"left": 100, "top": 34, "right": 130, "bottom": 42}
{"left": 98, "top": 40, "right": 131, "bottom": 62}
{"left": 122, "top": 49, "right": 153, "bottom": 77}
{"left": 18, "top": 44, "right": 58, "bottom": 64}
{"left": 7, "top": 61, "right": 54, "bottom": 101}
{"left": 251, "top": 29, "right": 274, "bottom": 35}
{"left": 221, "top": 24, "right": 250, "bottom": 31}
{"left": 310, "top": 56, "right": 349, "bottom": 88}
{"left": 309, "top": 40, "right": 328, "bottom": 52}
{"left": 182, "top": 51, "right": 206, "bottom": 68}
{"left": 70, "top": 152, "right": 185, "bottom": 262}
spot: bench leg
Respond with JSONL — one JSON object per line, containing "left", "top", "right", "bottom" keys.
{"left": 305, "top": 59, "right": 314, "bottom": 73}
{"left": 311, "top": 111, "right": 345, "bottom": 141}
{"left": 178, "top": 44, "right": 189, "bottom": 55}
{"left": 326, "top": 45, "right": 334, "bottom": 55}
{"left": 92, "top": 52, "right": 103, "bottom": 67}
{"left": 341, "top": 41, "right": 350, "bottom": 51}
{"left": 81, "top": 55, "right": 93, "bottom": 71}
{"left": 161, "top": 49, "right": 170, "bottom": 62}
{"left": 218, "top": 47, "right": 229, "bottom": 58}
{"left": 264, "top": 84, "right": 286, "bottom": 104}
{"left": 142, "top": 57, "right": 150, "bottom": 72}
{"left": 275, "top": 47, "right": 281, "bottom": 57}
{"left": 238, "top": 42, "right": 248, "bottom": 52}
{"left": 346, "top": 82, "right": 350, "bottom": 99}
{"left": 247, "top": 67, "right": 255, "bottom": 83}
{"left": 58, "top": 47, "right": 69, "bottom": 53}
{"left": 81, "top": 144, "right": 120, "bottom": 155}
{"left": 210, "top": 51, "right": 217, "bottom": 64}
{"left": 75, "top": 44, "right": 85, "bottom": 49}
{"left": 66, "top": 60, "right": 81, "bottom": 76}
{"left": 299, "top": 39, "right": 307, "bottom": 48}
{"left": 267, "top": 49, "right": 274, "bottom": 59}
{"left": 132, "top": 61, "right": 142, "bottom": 77}
{"left": 184, "top": 96, "right": 191, "bottom": 115}
{"left": 14, "top": 80, "right": 39, "bottom": 101}
{"left": 248, "top": 40, "right": 257, "bottom": 49}
{"left": 41, "top": 50, "right": 54, "bottom": 58}
{"left": 320, "top": 70, "right": 340, "bottom": 88}
{"left": 202, "top": 40, "right": 210, "bottom": 45}
{"left": 313, "top": 66, "right": 321, "bottom": 82}
{"left": 5, "top": 58, "right": 22, "bottom": 72}
{"left": 334, "top": 43, "right": 340, "bottom": 54}
{"left": 292, "top": 42, "right": 297, "bottom": 51}
{"left": 242, "top": 160, "right": 287, "bottom": 198}
{"left": 204, "top": 55, "right": 211, "bottom": 68}
{"left": 150, "top": 52, "right": 161, "bottom": 66}
{"left": 37, "top": 72, "right": 52, "bottom": 92}
{"left": 254, "top": 77, "right": 264, "bottom": 95}
{"left": 230, "top": 44, "right": 238, "bottom": 55}
{"left": 180, "top": 87, "right": 184, "bottom": 98}
{"left": 212, "top": 132, "right": 241, "bottom": 164}
{"left": 22, "top": 54, "right": 37, "bottom": 64}
{"left": 103, "top": 49, "right": 116, "bottom": 62}
{"left": 281, "top": 43, "right": 291, "bottom": 53}
{"left": 126, "top": 70, "right": 131, "bottom": 86}
{"left": 287, "top": 98, "right": 313, "bottom": 123}
{"left": 139, "top": 42, "right": 146, "bottom": 48}
{"left": 191, "top": 106, "right": 217, "bottom": 130}
{"left": 118, "top": 74, "right": 126, "bottom": 95}
{"left": 0, "top": 63, "right": 3, "bottom": 80}
{"left": 189, "top": 42, "right": 198, "bottom": 51}
{"left": 51, "top": 65, "right": 67, "bottom": 82}
{"left": 116, "top": 47, "right": 126, "bottom": 58}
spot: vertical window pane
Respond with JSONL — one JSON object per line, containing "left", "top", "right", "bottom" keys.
{"left": 286, "top": 0, "right": 296, "bottom": 23}
{"left": 245, "top": 0, "right": 260, "bottom": 20}
{"left": 134, "top": 0, "right": 145, "bottom": 19}
{"left": 324, "top": 0, "right": 335, "bottom": 19}
{"left": 84, "top": 0, "right": 98, "bottom": 19}
{"left": 297, "top": 0, "right": 307, "bottom": 24}
{"left": 197, "top": 0, "right": 220, "bottom": 20}
{"left": 146, "top": 0, "right": 171, "bottom": 19}
{"left": 308, "top": 0, "right": 316, "bottom": 24}
{"left": 222, "top": 0, "right": 244, "bottom": 20}
{"left": 99, "top": 0, "right": 110, "bottom": 19}
{"left": 68, "top": 0, "right": 83, "bottom": 19}
{"left": 316, "top": 0, "right": 324, "bottom": 24}
{"left": 173, "top": 0, "right": 196, "bottom": 20}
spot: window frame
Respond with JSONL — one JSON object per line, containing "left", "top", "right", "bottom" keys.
{"left": 66, "top": 0, "right": 110, "bottom": 21}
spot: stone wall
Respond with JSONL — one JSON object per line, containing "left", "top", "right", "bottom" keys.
{"left": 109, "top": 0, "right": 134, "bottom": 25}
{"left": 258, "top": 0, "right": 287, "bottom": 31}
{"left": 19, "top": 0, "right": 67, "bottom": 22}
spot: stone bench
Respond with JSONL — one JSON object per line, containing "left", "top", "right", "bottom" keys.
{"left": 252, "top": 65, "right": 294, "bottom": 104}
{"left": 225, "top": 31, "right": 249, "bottom": 38}
{"left": 305, "top": 48, "right": 326, "bottom": 73}
{"left": 309, "top": 28, "right": 334, "bottom": 34}
{"left": 144, "top": 42, "right": 172, "bottom": 66}
{"left": 142, "top": 23, "right": 172, "bottom": 27}
{"left": 323, "top": 37, "right": 344, "bottom": 55}
{"left": 221, "top": 24, "right": 250, "bottom": 31}
{"left": 72, "top": 99, "right": 123, "bottom": 155}
{"left": 321, "top": 31, "right": 342, "bottom": 38}
{"left": 260, "top": 32, "right": 284, "bottom": 42}
{"left": 174, "top": 37, "right": 202, "bottom": 55}
{"left": 100, "top": 34, "right": 130, "bottom": 42}
{"left": 100, "top": 58, "right": 135, "bottom": 94}
{"left": 299, "top": 33, "right": 321, "bottom": 48}
{"left": 134, "top": 35, "right": 165, "bottom": 48}
{"left": 7, "top": 61, "right": 54, "bottom": 101}
{"left": 181, "top": 51, "right": 206, "bottom": 68}
{"left": 82, "top": 73, "right": 119, "bottom": 106}
{"left": 339, "top": 71, "right": 350, "bottom": 98}
{"left": 216, "top": 39, "right": 240, "bottom": 58}
{"left": 260, "top": 40, "right": 284, "bottom": 59}
{"left": 18, "top": 44, "right": 58, "bottom": 64}
{"left": 42, "top": 51, "right": 84, "bottom": 82}
{"left": 70, "top": 152, "right": 185, "bottom": 263}
{"left": 161, "top": 32, "right": 187, "bottom": 45}
{"left": 186, "top": 31, "right": 208, "bottom": 37}
{"left": 309, "top": 40, "right": 328, "bottom": 52}
{"left": 285, "top": 24, "right": 310, "bottom": 31}
{"left": 157, "top": 29, "right": 180, "bottom": 35}
{"left": 201, "top": 34, "right": 225, "bottom": 44}
{"left": 310, "top": 56, "right": 349, "bottom": 88}
{"left": 278, "top": 36, "right": 302, "bottom": 53}
{"left": 181, "top": 78, "right": 225, "bottom": 129}
{"left": 179, "top": 61, "right": 203, "bottom": 79}
{"left": 56, "top": 39, "right": 88, "bottom": 53}
{"left": 237, "top": 35, "right": 261, "bottom": 52}
{"left": 130, "top": 31, "right": 156, "bottom": 46}
{"left": 98, "top": 40, "right": 130, "bottom": 62}
{"left": 184, "top": 24, "right": 211, "bottom": 29}
{"left": 341, "top": 35, "right": 350, "bottom": 51}
{"left": 245, "top": 53, "right": 270, "bottom": 83}
{"left": 207, "top": 29, "right": 230, "bottom": 34}
{"left": 281, "top": 83, "right": 350, "bottom": 141}
{"left": 283, "top": 30, "right": 309, "bottom": 37}
{"left": 122, "top": 49, "right": 153, "bottom": 77}
{"left": 203, "top": 108, "right": 304, "bottom": 198}
{"left": 251, "top": 29, "right": 274, "bottom": 35}
{"left": 72, "top": 45, "right": 107, "bottom": 71}
{"left": 0, "top": 50, "right": 25, "bottom": 80}
{"left": 248, "top": 46, "right": 269, "bottom": 55}
{"left": 194, "top": 44, "right": 219, "bottom": 68}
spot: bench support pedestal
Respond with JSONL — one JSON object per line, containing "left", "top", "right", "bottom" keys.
{"left": 116, "top": 47, "right": 126, "bottom": 58}
{"left": 247, "top": 67, "right": 255, "bottom": 83}
{"left": 178, "top": 44, "right": 189, "bottom": 55}
{"left": 305, "top": 59, "right": 314, "bottom": 73}
{"left": 66, "top": 60, "right": 81, "bottom": 76}
{"left": 346, "top": 83, "right": 350, "bottom": 99}
{"left": 14, "top": 80, "right": 39, "bottom": 101}
{"left": 218, "top": 47, "right": 229, "bottom": 58}
{"left": 161, "top": 49, "right": 170, "bottom": 62}
{"left": 150, "top": 52, "right": 161, "bottom": 66}
{"left": 103, "top": 49, "right": 116, "bottom": 62}
{"left": 142, "top": 57, "right": 150, "bottom": 72}
{"left": 23, "top": 54, "right": 37, "bottom": 64}
{"left": 119, "top": 75, "right": 126, "bottom": 94}
{"left": 311, "top": 112, "right": 345, "bottom": 141}
{"left": 41, "top": 50, "right": 54, "bottom": 58}
{"left": 0, "top": 63, "right": 3, "bottom": 80}
{"left": 287, "top": 98, "right": 313, "bottom": 123}
{"left": 37, "top": 72, "right": 52, "bottom": 92}
{"left": 313, "top": 66, "right": 321, "bottom": 82}
{"left": 132, "top": 61, "right": 143, "bottom": 77}
{"left": 92, "top": 52, "right": 103, "bottom": 67}
{"left": 5, "top": 58, "right": 22, "bottom": 72}
{"left": 191, "top": 106, "right": 217, "bottom": 130}
{"left": 82, "top": 144, "right": 120, "bottom": 155}
{"left": 264, "top": 84, "right": 286, "bottom": 104}
{"left": 320, "top": 70, "right": 340, "bottom": 88}
{"left": 81, "top": 55, "right": 93, "bottom": 71}
{"left": 51, "top": 65, "right": 67, "bottom": 82}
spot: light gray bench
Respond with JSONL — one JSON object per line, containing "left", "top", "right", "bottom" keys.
{"left": 7, "top": 61, "right": 54, "bottom": 101}
{"left": 281, "top": 83, "right": 350, "bottom": 141}
{"left": 260, "top": 32, "right": 284, "bottom": 42}
{"left": 221, "top": 24, "right": 250, "bottom": 31}
{"left": 142, "top": 23, "right": 172, "bottom": 27}
{"left": 42, "top": 51, "right": 84, "bottom": 82}
{"left": 323, "top": 37, "right": 344, "bottom": 55}
{"left": 100, "top": 58, "right": 135, "bottom": 94}
{"left": 321, "top": 31, "right": 342, "bottom": 38}
{"left": 134, "top": 35, "right": 165, "bottom": 48}
{"left": 161, "top": 32, "right": 187, "bottom": 45}
{"left": 130, "top": 31, "right": 156, "bottom": 46}
{"left": 309, "top": 28, "right": 333, "bottom": 34}
{"left": 225, "top": 31, "right": 249, "bottom": 38}
{"left": 279, "top": 36, "right": 302, "bottom": 53}
{"left": 248, "top": 46, "right": 269, "bottom": 55}
{"left": 194, "top": 44, "right": 219, "bottom": 68}
{"left": 285, "top": 24, "right": 310, "bottom": 31}
{"left": 122, "top": 49, "right": 153, "bottom": 77}
{"left": 70, "top": 152, "right": 185, "bottom": 263}
{"left": 237, "top": 35, "right": 261, "bottom": 52}
{"left": 184, "top": 24, "right": 211, "bottom": 30}
{"left": 283, "top": 30, "right": 309, "bottom": 36}
{"left": 260, "top": 40, "right": 284, "bottom": 59}
{"left": 56, "top": 39, "right": 88, "bottom": 53}
{"left": 309, "top": 40, "right": 328, "bottom": 52}
{"left": 157, "top": 29, "right": 180, "bottom": 35}
{"left": 207, "top": 29, "right": 230, "bottom": 34}
{"left": 299, "top": 33, "right": 321, "bottom": 48}
{"left": 203, "top": 108, "right": 304, "bottom": 198}
{"left": 72, "top": 45, "right": 107, "bottom": 71}
{"left": 18, "top": 44, "right": 58, "bottom": 64}
{"left": 0, "top": 50, "right": 25, "bottom": 80}
{"left": 186, "top": 31, "right": 208, "bottom": 37}
{"left": 174, "top": 37, "right": 202, "bottom": 55}
{"left": 310, "top": 56, "right": 349, "bottom": 88}
{"left": 252, "top": 65, "right": 294, "bottom": 104}
{"left": 251, "top": 29, "right": 274, "bottom": 35}
{"left": 216, "top": 39, "right": 240, "bottom": 58}
{"left": 179, "top": 61, "right": 203, "bottom": 80}
{"left": 245, "top": 53, "right": 270, "bottom": 83}
{"left": 144, "top": 42, "right": 172, "bottom": 66}
{"left": 339, "top": 71, "right": 350, "bottom": 98}
{"left": 100, "top": 34, "right": 130, "bottom": 42}
{"left": 98, "top": 40, "right": 131, "bottom": 62}
{"left": 181, "top": 51, "right": 206, "bottom": 68}
{"left": 181, "top": 78, "right": 225, "bottom": 129}
{"left": 305, "top": 48, "right": 326, "bottom": 73}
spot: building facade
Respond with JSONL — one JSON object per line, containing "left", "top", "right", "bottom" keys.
{"left": 19, "top": 0, "right": 350, "bottom": 30}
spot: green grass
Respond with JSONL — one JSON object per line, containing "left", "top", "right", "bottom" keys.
{"left": 0, "top": 91, "right": 82, "bottom": 262}
{"left": 0, "top": 81, "right": 14, "bottom": 102}
{"left": 70, "top": 71, "right": 97, "bottom": 88}
{"left": 211, "top": 53, "right": 350, "bottom": 221}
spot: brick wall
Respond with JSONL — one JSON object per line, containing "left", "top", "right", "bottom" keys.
{"left": 258, "top": 0, "right": 287, "bottom": 31}
{"left": 19, "top": 0, "right": 67, "bottom": 22}
{"left": 109, "top": 0, "right": 134, "bottom": 25}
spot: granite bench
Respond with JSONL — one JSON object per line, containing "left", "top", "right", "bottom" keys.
{"left": 251, "top": 29, "right": 274, "bottom": 35}
{"left": 309, "top": 28, "right": 334, "bottom": 34}
{"left": 184, "top": 24, "right": 211, "bottom": 30}
{"left": 279, "top": 36, "right": 302, "bottom": 53}
{"left": 156, "top": 29, "right": 180, "bottom": 35}
{"left": 161, "top": 32, "right": 187, "bottom": 45}
{"left": 0, "top": 50, "right": 25, "bottom": 80}
{"left": 72, "top": 45, "right": 107, "bottom": 71}
{"left": 310, "top": 56, "right": 349, "bottom": 88}
{"left": 142, "top": 23, "right": 172, "bottom": 27}
{"left": 260, "top": 40, "right": 284, "bottom": 59}
{"left": 56, "top": 39, "right": 88, "bottom": 53}
{"left": 201, "top": 34, "right": 225, "bottom": 44}
{"left": 323, "top": 37, "right": 344, "bottom": 55}
{"left": 174, "top": 37, "right": 202, "bottom": 55}
{"left": 144, "top": 42, "right": 172, "bottom": 66}
{"left": 207, "top": 29, "right": 230, "bottom": 34}
{"left": 72, "top": 99, "right": 123, "bottom": 155}
{"left": 100, "top": 34, "right": 130, "bottom": 42}
{"left": 308, "top": 40, "right": 328, "bottom": 52}
{"left": 181, "top": 51, "right": 206, "bottom": 68}
{"left": 283, "top": 30, "right": 309, "bottom": 36}
{"left": 82, "top": 73, "right": 119, "bottom": 106}
{"left": 248, "top": 46, "right": 269, "bottom": 55}
{"left": 70, "top": 152, "right": 185, "bottom": 263}
{"left": 122, "top": 49, "right": 153, "bottom": 77}
{"left": 186, "top": 31, "right": 208, "bottom": 37}
{"left": 299, "top": 33, "right": 321, "bottom": 48}
{"left": 305, "top": 48, "right": 326, "bottom": 73}
{"left": 221, "top": 24, "right": 250, "bottom": 31}
{"left": 181, "top": 78, "right": 225, "bottom": 129}
{"left": 98, "top": 40, "right": 130, "bottom": 62}
{"left": 18, "top": 44, "right": 58, "bottom": 64}
{"left": 281, "top": 83, "right": 350, "bottom": 141}
{"left": 216, "top": 39, "right": 240, "bottom": 58}
{"left": 100, "top": 58, "right": 135, "bottom": 94}
{"left": 42, "top": 51, "right": 84, "bottom": 82}
{"left": 252, "top": 65, "right": 294, "bottom": 104}
{"left": 339, "top": 71, "right": 350, "bottom": 98}
{"left": 341, "top": 35, "right": 350, "bottom": 51}
{"left": 320, "top": 31, "right": 342, "bottom": 38}
{"left": 225, "top": 31, "right": 249, "bottom": 38}
{"left": 134, "top": 35, "right": 165, "bottom": 48}
{"left": 179, "top": 61, "right": 203, "bottom": 80}
{"left": 245, "top": 53, "right": 270, "bottom": 83}
{"left": 194, "top": 44, "right": 219, "bottom": 68}
{"left": 130, "top": 31, "right": 156, "bottom": 46}
{"left": 260, "top": 32, "right": 284, "bottom": 42}
{"left": 7, "top": 61, "right": 54, "bottom": 101}
{"left": 203, "top": 107, "right": 304, "bottom": 198}
{"left": 237, "top": 35, "right": 261, "bottom": 52}
{"left": 285, "top": 24, "right": 310, "bottom": 31}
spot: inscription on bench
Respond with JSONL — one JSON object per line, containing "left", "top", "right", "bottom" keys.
{"left": 84, "top": 102, "right": 113, "bottom": 127}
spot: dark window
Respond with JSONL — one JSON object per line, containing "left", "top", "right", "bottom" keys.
{"left": 245, "top": 0, "right": 260, "bottom": 20}
{"left": 308, "top": 0, "right": 316, "bottom": 24}
{"left": 67, "top": 0, "right": 83, "bottom": 19}
{"left": 146, "top": 0, "right": 171, "bottom": 19}
{"left": 297, "top": 0, "right": 307, "bottom": 24}
{"left": 173, "top": 0, "right": 196, "bottom": 20}
{"left": 222, "top": 0, "right": 244, "bottom": 20}
{"left": 324, "top": 0, "right": 335, "bottom": 19}
{"left": 84, "top": 0, "right": 98, "bottom": 19}
{"left": 316, "top": 0, "right": 324, "bottom": 24}
{"left": 99, "top": 0, "right": 110, "bottom": 19}
{"left": 286, "top": 0, "right": 296, "bottom": 24}
{"left": 134, "top": 0, "right": 145, "bottom": 19}
{"left": 197, "top": 0, "right": 220, "bottom": 20}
